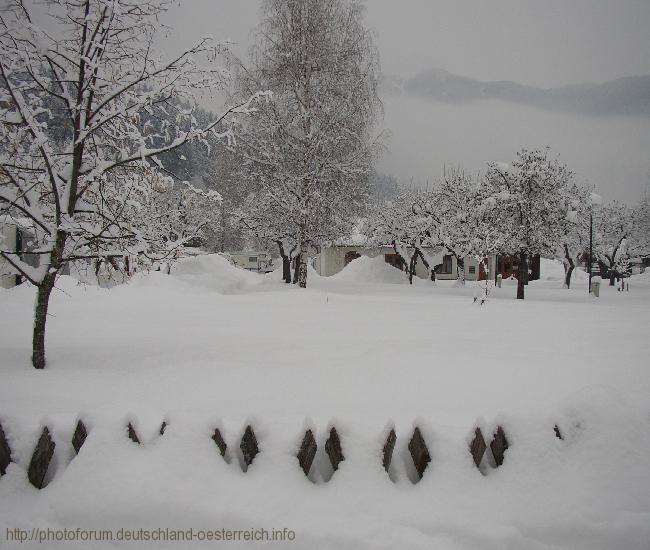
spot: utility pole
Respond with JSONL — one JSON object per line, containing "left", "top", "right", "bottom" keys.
{"left": 589, "top": 210, "right": 593, "bottom": 294}
{"left": 587, "top": 192, "right": 602, "bottom": 295}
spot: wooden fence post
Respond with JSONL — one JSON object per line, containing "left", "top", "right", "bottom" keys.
{"left": 408, "top": 427, "right": 431, "bottom": 479}
{"left": 212, "top": 428, "right": 227, "bottom": 458}
{"left": 382, "top": 428, "right": 396, "bottom": 473}
{"left": 297, "top": 429, "right": 317, "bottom": 476}
{"left": 72, "top": 420, "right": 88, "bottom": 454}
{"left": 28, "top": 427, "right": 55, "bottom": 489}
{"left": 469, "top": 427, "right": 487, "bottom": 468}
{"left": 490, "top": 426, "right": 509, "bottom": 467}
{"left": 240, "top": 425, "right": 259, "bottom": 469}
{"left": 325, "top": 427, "right": 344, "bottom": 471}
{"left": 0, "top": 422, "right": 11, "bottom": 476}
{"left": 127, "top": 423, "right": 140, "bottom": 444}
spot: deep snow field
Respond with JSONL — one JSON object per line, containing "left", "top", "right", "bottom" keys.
{"left": 1, "top": 255, "right": 649, "bottom": 549}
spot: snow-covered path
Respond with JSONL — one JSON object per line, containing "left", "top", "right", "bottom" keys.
{"left": 1, "top": 256, "right": 649, "bottom": 549}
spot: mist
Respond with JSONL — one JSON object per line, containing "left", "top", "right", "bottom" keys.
{"left": 154, "top": 0, "right": 650, "bottom": 203}
{"left": 379, "top": 95, "right": 650, "bottom": 202}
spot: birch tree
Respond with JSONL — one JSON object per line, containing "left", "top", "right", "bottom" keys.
{"left": 0, "top": 0, "right": 257, "bottom": 368}
{"left": 231, "top": 0, "right": 381, "bottom": 288}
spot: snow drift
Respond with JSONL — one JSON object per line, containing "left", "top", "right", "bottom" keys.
{"left": 538, "top": 258, "right": 588, "bottom": 284}
{"left": 1, "top": 253, "right": 649, "bottom": 549}
{"left": 331, "top": 255, "right": 410, "bottom": 284}
{"left": 170, "top": 254, "right": 264, "bottom": 294}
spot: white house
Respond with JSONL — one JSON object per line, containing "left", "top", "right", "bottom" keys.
{"left": 314, "top": 244, "right": 489, "bottom": 280}
{"left": 314, "top": 244, "right": 538, "bottom": 282}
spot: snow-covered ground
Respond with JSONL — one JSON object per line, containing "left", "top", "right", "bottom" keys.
{"left": 1, "top": 255, "right": 649, "bottom": 549}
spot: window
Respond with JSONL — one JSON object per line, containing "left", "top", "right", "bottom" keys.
{"left": 441, "top": 255, "right": 453, "bottom": 274}
{"left": 249, "top": 256, "right": 257, "bottom": 263}
{"left": 469, "top": 265, "right": 476, "bottom": 275}
{"left": 385, "top": 253, "right": 406, "bottom": 271}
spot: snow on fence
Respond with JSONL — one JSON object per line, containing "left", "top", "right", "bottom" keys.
{"left": 0, "top": 419, "right": 566, "bottom": 490}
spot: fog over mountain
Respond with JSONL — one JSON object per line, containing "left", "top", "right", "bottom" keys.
{"left": 152, "top": 0, "right": 650, "bottom": 203}
{"left": 377, "top": 72, "right": 650, "bottom": 204}
{"left": 385, "top": 69, "right": 650, "bottom": 118}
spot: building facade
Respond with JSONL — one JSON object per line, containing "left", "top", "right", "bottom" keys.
{"left": 314, "top": 244, "right": 540, "bottom": 282}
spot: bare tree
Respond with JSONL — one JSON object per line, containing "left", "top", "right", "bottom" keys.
{"left": 594, "top": 200, "right": 648, "bottom": 285}
{"left": 368, "top": 186, "right": 437, "bottom": 284}
{"left": 231, "top": 0, "right": 382, "bottom": 288}
{"left": 554, "top": 181, "right": 592, "bottom": 289}
{"left": 0, "top": 0, "right": 258, "bottom": 368}
{"left": 484, "top": 149, "right": 573, "bottom": 300}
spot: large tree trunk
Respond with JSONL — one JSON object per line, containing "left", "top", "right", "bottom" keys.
{"left": 297, "top": 241, "right": 308, "bottom": 288}
{"left": 32, "top": 273, "right": 56, "bottom": 369}
{"left": 563, "top": 244, "right": 575, "bottom": 289}
{"left": 275, "top": 240, "right": 292, "bottom": 284}
{"left": 32, "top": 231, "right": 66, "bottom": 369}
{"left": 408, "top": 253, "right": 417, "bottom": 285}
{"left": 564, "top": 264, "right": 575, "bottom": 289}
{"left": 294, "top": 221, "right": 309, "bottom": 288}
{"left": 414, "top": 248, "right": 434, "bottom": 282}
{"left": 517, "top": 253, "right": 527, "bottom": 300}
{"left": 608, "top": 258, "right": 616, "bottom": 286}
{"left": 282, "top": 257, "right": 291, "bottom": 283}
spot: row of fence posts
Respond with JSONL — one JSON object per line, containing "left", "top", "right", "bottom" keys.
{"left": 0, "top": 419, "right": 566, "bottom": 490}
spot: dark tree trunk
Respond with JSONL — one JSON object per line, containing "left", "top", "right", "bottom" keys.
{"left": 297, "top": 241, "right": 308, "bottom": 288}
{"left": 282, "top": 257, "right": 291, "bottom": 283}
{"left": 408, "top": 253, "right": 417, "bottom": 285}
{"left": 609, "top": 271, "right": 616, "bottom": 286}
{"left": 295, "top": 222, "right": 308, "bottom": 288}
{"left": 564, "top": 264, "right": 575, "bottom": 289}
{"left": 517, "top": 253, "right": 527, "bottom": 300}
{"left": 414, "top": 249, "right": 434, "bottom": 282}
{"left": 31, "top": 230, "right": 66, "bottom": 369}
{"left": 563, "top": 245, "right": 575, "bottom": 289}
{"left": 275, "top": 240, "right": 292, "bottom": 283}
{"left": 293, "top": 254, "right": 300, "bottom": 284}
{"left": 32, "top": 274, "right": 56, "bottom": 369}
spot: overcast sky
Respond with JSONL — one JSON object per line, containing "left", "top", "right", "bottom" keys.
{"left": 158, "top": 0, "right": 650, "bottom": 202}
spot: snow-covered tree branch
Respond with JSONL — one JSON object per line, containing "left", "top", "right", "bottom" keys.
{"left": 0, "top": 0, "right": 255, "bottom": 368}
{"left": 229, "top": 0, "right": 382, "bottom": 288}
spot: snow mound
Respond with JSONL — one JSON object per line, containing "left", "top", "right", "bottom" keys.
{"left": 539, "top": 258, "right": 587, "bottom": 283}
{"left": 332, "top": 254, "right": 409, "bottom": 284}
{"left": 169, "top": 254, "right": 262, "bottom": 294}
{"left": 630, "top": 270, "right": 650, "bottom": 285}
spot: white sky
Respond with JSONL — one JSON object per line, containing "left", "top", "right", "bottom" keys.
{"left": 157, "top": 0, "right": 650, "bottom": 202}
{"left": 160, "top": 0, "right": 650, "bottom": 86}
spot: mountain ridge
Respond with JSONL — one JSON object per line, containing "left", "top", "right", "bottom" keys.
{"left": 383, "top": 68, "right": 650, "bottom": 117}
